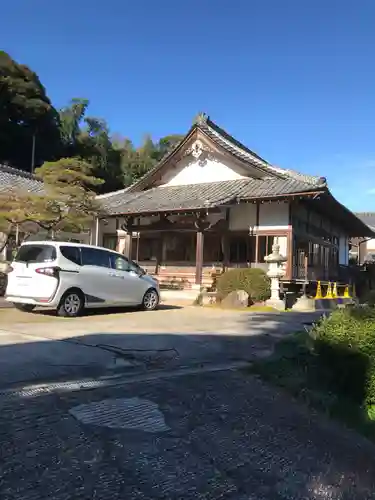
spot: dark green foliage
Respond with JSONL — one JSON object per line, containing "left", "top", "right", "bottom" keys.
{"left": 313, "top": 307, "right": 375, "bottom": 405}
{"left": 114, "top": 134, "right": 184, "bottom": 188}
{"left": 216, "top": 268, "right": 270, "bottom": 303}
{"left": 0, "top": 51, "right": 62, "bottom": 170}
{"left": 1, "top": 51, "right": 184, "bottom": 193}
{"left": 251, "top": 309, "right": 375, "bottom": 441}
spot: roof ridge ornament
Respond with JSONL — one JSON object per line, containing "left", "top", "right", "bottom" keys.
{"left": 193, "top": 112, "right": 209, "bottom": 126}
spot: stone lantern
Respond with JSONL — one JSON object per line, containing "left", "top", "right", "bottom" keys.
{"left": 264, "top": 241, "right": 287, "bottom": 310}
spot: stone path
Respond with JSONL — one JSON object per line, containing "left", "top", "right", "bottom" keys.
{"left": 1, "top": 369, "right": 375, "bottom": 499}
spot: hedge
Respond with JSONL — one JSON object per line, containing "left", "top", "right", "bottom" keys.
{"left": 312, "top": 307, "right": 375, "bottom": 406}
{"left": 216, "top": 267, "right": 270, "bottom": 304}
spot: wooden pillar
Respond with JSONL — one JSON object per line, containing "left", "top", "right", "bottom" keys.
{"left": 95, "top": 217, "right": 100, "bottom": 246}
{"left": 285, "top": 228, "right": 293, "bottom": 280}
{"left": 122, "top": 234, "right": 132, "bottom": 259}
{"left": 134, "top": 232, "right": 140, "bottom": 261}
{"left": 119, "top": 216, "right": 134, "bottom": 259}
{"left": 222, "top": 208, "right": 231, "bottom": 271}
{"left": 155, "top": 234, "right": 163, "bottom": 275}
{"left": 162, "top": 235, "right": 168, "bottom": 262}
{"left": 195, "top": 230, "right": 204, "bottom": 285}
{"left": 255, "top": 202, "right": 260, "bottom": 264}
{"left": 255, "top": 234, "right": 259, "bottom": 263}
{"left": 221, "top": 233, "right": 229, "bottom": 272}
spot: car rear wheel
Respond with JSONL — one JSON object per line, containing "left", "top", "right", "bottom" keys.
{"left": 141, "top": 289, "right": 159, "bottom": 311}
{"left": 0, "top": 272, "right": 7, "bottom": 297}
{"left": 13, "top": 303, "right": 36, "bottom": 313}
{"left": 57, "top": 290, "right": 84, "bottom": 318}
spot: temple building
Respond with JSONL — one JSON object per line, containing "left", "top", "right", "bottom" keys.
{"left": 0, "top": 115, "right": 373, "bottom": 292}
{"left": 96, "top": 114, "right": 373, "bottom": 290}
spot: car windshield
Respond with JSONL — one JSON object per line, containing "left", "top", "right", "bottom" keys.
{"left": 14, "top": 244, "right": 57, "bottom": 264}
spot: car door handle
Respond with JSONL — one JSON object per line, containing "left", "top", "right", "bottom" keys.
{"left": 108, "top": 273, "right": 124, "bottom": 279}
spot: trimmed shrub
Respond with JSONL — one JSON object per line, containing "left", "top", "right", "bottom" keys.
{"left": 312, "top": 307, "right": 375, "bottom": 405}
{"left": 216, "top": 267, "right": 270, "bottom": 304}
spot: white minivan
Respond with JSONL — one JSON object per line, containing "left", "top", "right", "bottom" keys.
{"left": 5, "top": 241, "right": 160, "bottom": 317}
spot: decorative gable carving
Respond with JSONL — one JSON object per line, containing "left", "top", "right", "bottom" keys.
{"left": 182, "top": 139, "right": 216, "bottom": 168}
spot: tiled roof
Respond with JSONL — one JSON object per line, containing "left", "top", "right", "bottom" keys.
{"left": 355, "top": 212, "right": 375, "bottom": 230}
{"left": 101, "top": 178, "right": 324, "bottom": 216}
{"left": 0, "top": 165, "right": 44, "bottom": 194}
{"left": 128, "top": 114, "right": 327, "bottom": 192}
{"left": 197, "top": 117, "right": 327, "bottom": 187}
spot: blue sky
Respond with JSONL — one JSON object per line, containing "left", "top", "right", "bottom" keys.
{"left": 2, "top": 0, "right": 375, "bottom": 211}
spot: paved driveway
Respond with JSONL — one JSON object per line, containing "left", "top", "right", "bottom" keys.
{"left": 0, "top": 305, "right": 320, "bottom": 386}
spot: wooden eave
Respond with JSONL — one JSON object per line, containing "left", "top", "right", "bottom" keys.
{"left": 304, "top": 191, "right": 375, "bottom": 238}
{"left": 103, "top": 189, "right": 326, "bottom": 219}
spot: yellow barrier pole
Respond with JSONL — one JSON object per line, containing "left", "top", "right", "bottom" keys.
{"left": 325, "top": 282, "right": 333, "bottom": 299}
{"left": 315, "top": 280, "right": 323, "bottom": 299}
{"left": 343, "top": 285, "right": 351, "bottom": 298}
{"left": 332, "top": 282, "right": 338, "bottom": 298}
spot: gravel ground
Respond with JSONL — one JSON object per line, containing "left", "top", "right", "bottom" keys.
{"left": 1, "top": 305, "right": 369, "bottom": 499}
{"left": 1, "top": 369, "right": 375, "bottom": 499}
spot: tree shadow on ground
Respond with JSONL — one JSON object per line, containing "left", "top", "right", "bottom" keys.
{"left": 0, "top": 310, "right": 375, "bottom": 498}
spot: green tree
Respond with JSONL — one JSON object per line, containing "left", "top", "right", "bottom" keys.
{"left": 79, "top": 117, "right": 123, "bottom": 193}
{"left": 114, "top": 134, "right": 184, "bottom": 188}
{"left": 58, "top": 99, "right": 124, "bottom": 193}
{"left": 0, "top": 51, "right": 62, "bottom": 171}
{"left": 0, "top": 158, "right": 104, "bottom": 242}
{"left": 155, "top": 134, "right": 184, "bottom": 160}
{"left": 59, "top": 97, "right": 89, "bottom": 155}
{"left": 0, "top": 191, "right": 38, "bottom": 253}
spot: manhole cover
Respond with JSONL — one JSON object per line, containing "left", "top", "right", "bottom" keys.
{"left": 69, "top": 397, "right": 170, "bottom": 432}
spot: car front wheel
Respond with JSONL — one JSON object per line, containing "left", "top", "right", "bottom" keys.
{"left": 57, "top": 291, "right": 84, "bottom": 317}
{"left": 142, "top": 289, "right": 159, "bottom": 311}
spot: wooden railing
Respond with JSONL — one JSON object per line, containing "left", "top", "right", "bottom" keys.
{"left": 292, "top": 263, "right": 362, "bottom": 283}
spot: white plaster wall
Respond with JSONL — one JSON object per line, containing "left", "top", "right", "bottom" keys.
{"left": 258, "top": 202, "right": 289, "bottom": 230}
{"left": 207, "top": 211, "right": 226, "bottom": 226}
{"left": 276, "top": 236, "right": 287, "bottom": 257}
{"left": 229, "top": 204, "right": 256, "bottom": 231}
{"left": 339, "top": 235, "right": 349, "bottom": 265}
{"left": 161, "top": 156, "right": 246, "bottom": 186}
{"left": 101, "top": 218, "right": 117, "bottom": 233}
{"left": 367, "top": 238, "right": 375, "bottom": 251}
